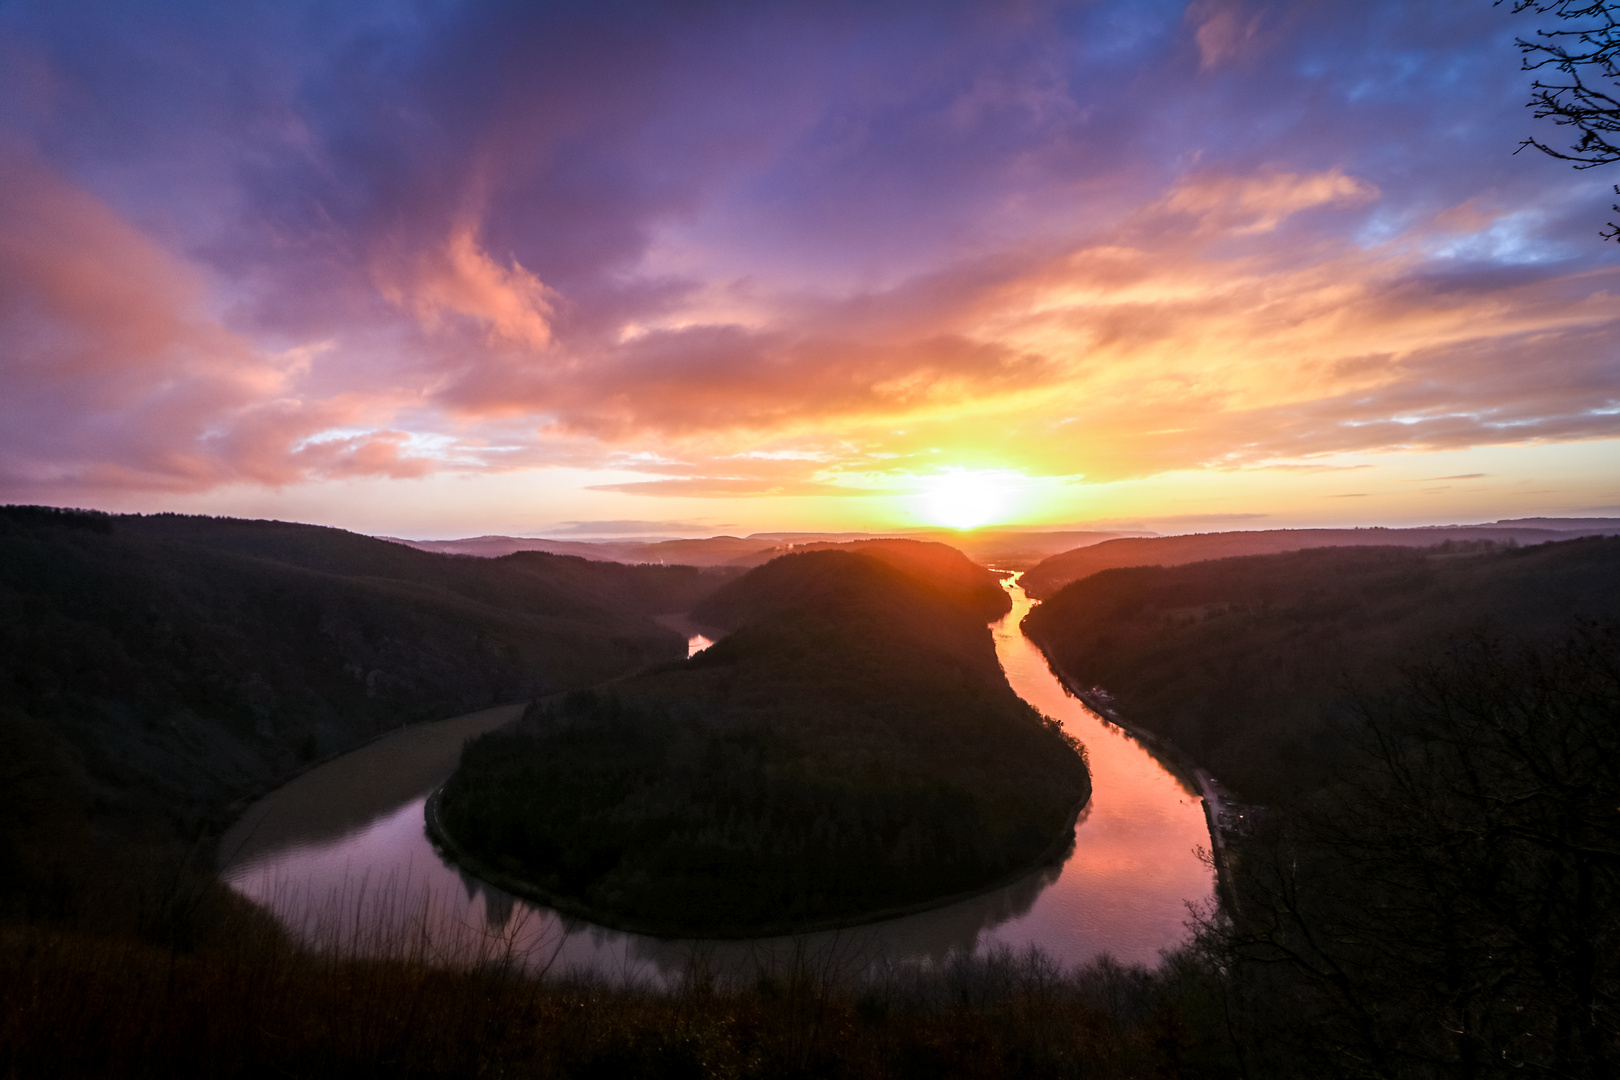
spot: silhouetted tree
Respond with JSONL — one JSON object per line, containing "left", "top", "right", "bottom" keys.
{"left": 1508, "top": 1, "right": 1620, "bottom": 238}
{"left": 1209, "top": 624, "right": 1620, "bottom": 1078}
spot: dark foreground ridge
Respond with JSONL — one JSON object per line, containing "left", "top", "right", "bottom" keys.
{"left": 435, "top": 548, "right": 1091, "bottom": 937}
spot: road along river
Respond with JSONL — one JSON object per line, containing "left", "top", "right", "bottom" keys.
{"left": 220, "top": 574, "right": 1213, "bottom": 984}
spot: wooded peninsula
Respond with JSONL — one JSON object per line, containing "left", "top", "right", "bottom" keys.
{"left": 434, "top": 545, "right": 1091, "bottom": 936}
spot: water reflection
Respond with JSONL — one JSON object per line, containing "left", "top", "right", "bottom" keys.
{"left": 653, "top": 613, "right": 713, "bottom": 658}
{"left": 222, "top": 576, "right": 1213, "bottom": 983}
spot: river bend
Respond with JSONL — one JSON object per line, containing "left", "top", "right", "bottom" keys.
{"left": 220, "top": 575, "right": 1213, "bottom": 982}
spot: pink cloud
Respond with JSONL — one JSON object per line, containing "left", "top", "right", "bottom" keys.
{"left": 8, "top": 145, "right": 1615, "bottom": 506}
{"left": 1188, "top": 1, "right": 1267, "bottom": 70}
{"left": 1160, "top": 168, "right": 1379, "bottom": 236}
{"left": 291, "top": 429, "right": 434, "bottom": 480}
{"left": 0, "top": 153, "right": 436, "bottom": 494}
{"left": 373, "top": 222, "right": 557, "bottom": 349}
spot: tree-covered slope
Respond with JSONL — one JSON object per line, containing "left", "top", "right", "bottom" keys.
{"left": 0, "top": 505, "right": 732, "bottom": 884}
{"left": 1017, "top": 525, "right": 1617, "bottom": 600}
{"left": 1022, "top": 537, "right": 1620, "bottom": 801}
{"left": 436, "top": 549, "right": 1089, "bottom": 936}
{"left": 771, "top": 537, "right": 1011, "bottom": 621}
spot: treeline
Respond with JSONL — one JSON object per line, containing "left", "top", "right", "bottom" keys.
{"left": 438, "top": 548, "right": 1089, "bottom": 936}
{"left": 1018, "top": 523, "right": 1620, "bottom": 599}
{"left": 1024, "top": 537, "right": 1620, "bottom": 801}
{"left": 0, "top": 505, "right": 733, "bottom": 928}
{"left": 1025, "top": 537, "right": 1620, "bottom": 1076}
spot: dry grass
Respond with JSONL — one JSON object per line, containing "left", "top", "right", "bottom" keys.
{"left": 0, "top": 834, "right": 1234, "bottom": 1078}
{"left": 0, "top": 891, "right": 1233, "bottom": 1079}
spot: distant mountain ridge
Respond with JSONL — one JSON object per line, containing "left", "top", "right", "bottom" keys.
{"left": 1019, "top": 519, "right": 1620, "bottom": 599}
{"left": 380, "top": 528, "right": 1151, "bottom": 570}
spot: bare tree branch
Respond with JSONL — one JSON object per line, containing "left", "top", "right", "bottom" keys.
{"left": 1505, "top": 1, "right": 1620, "bottom": 238}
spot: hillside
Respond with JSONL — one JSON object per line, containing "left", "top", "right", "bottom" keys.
{"left": 383, "top": 532, "right": 785, "bottom": 565}
{"left": 1019, "top": 521, "right": 1620, "bottom": 599}
{"left": 435, "top": 549, "right": 1090, "bottom": 936}
{"left": 754, "top": 537, "right": 1011, "bottom": 621}
{"left": 1022, "top": 536, "right": 1620, "bottom": 801}
{"left": 0, "top": 505, "right": 735, "bottom": 925}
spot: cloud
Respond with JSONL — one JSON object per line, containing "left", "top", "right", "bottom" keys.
{"left": 1189, "top": 1, "right": 1267, "bottom": 70}
{"left": 1, "top": 1, "right": 1616, "bottom": 512}
{"left": 587, "top": 478, "right": 885, "bottom": 498}
{"left": 0, "top": 152, "right": 434, "bottom": 493}
{"left": 546, "top": 519, "right": 729, "bottom": 535}
{"left": 1160, "top": 168, "right": 1379, "bottom": 236}
{"left": 374, "top": 223, "right": 556, "bottom": 348}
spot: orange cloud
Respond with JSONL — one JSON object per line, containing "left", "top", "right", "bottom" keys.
{"left": 588, "top": 477, "right": 881, "bottom": 497}
{"left": 1160, "top": 168, "right": 1379, "bottom": 236}
{"left": 510, "top": 184, "right": 1619, "bottom": 495}
{"left": 374, "top": 223, "right": 556, "bottom": 348}
{"left": 291, "top": 430, "right": 435, "bottom": 480}
{"left": 5, "top": 145, "right": 1616, "bottom": 509}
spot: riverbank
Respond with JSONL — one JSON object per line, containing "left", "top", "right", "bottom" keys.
{"left": 220, "top": 703, "right": 525, "bottom": 871}
{"left": 1020, "top": 624, "right": 1241, "bottom": 917}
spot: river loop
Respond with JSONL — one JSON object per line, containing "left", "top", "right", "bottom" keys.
{"left": 220, "top": 575, "right": 1214, "bottom": 984}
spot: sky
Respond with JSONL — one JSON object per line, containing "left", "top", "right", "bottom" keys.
{"left": 2, "top": 0, "right": 1618, "bottom": 539}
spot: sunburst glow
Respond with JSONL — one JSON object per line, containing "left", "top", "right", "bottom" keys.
{"left": 921, "top": 469, "right": 1021, "bottom": 530}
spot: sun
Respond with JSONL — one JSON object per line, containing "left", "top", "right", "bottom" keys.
{"left": 921, "top": 469, "right": 1014, "bottom": 530}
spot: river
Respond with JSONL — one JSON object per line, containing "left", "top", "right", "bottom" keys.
{"left": 219, "top": 574, "right": 1213, "bottom": 983}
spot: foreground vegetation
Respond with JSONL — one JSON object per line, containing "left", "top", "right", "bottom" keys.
{"left": 0, "top": 912, "right": 1236, "bottom": 1079}
{"left": 1206, "top": 625, "right": 1620, "bottom": 1078}
{"left": 437, "top": 547, "right": 1089, "bottom": 936}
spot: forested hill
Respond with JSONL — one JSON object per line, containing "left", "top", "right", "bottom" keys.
{"left": 1022, "top": 536, "right": 1620, "bottom": 802}
{"left": 1019, "top": 522, "right": 1620, "bottom": 599}
{"left": 0, "top": 505, "right": 735, "bottom": 878}
{"left": 699, "top": 536, "right": 1011, "bottom": 624}
{"left": 386, "top": 534, "right": 1015, "bottom": 617}
{"left": 437, "top": 549, "right": 1089, "bottom": 936}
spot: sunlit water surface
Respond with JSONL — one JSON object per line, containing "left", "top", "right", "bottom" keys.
{"left": 221, "top": 576, "right": 1213, "bottom": 984}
